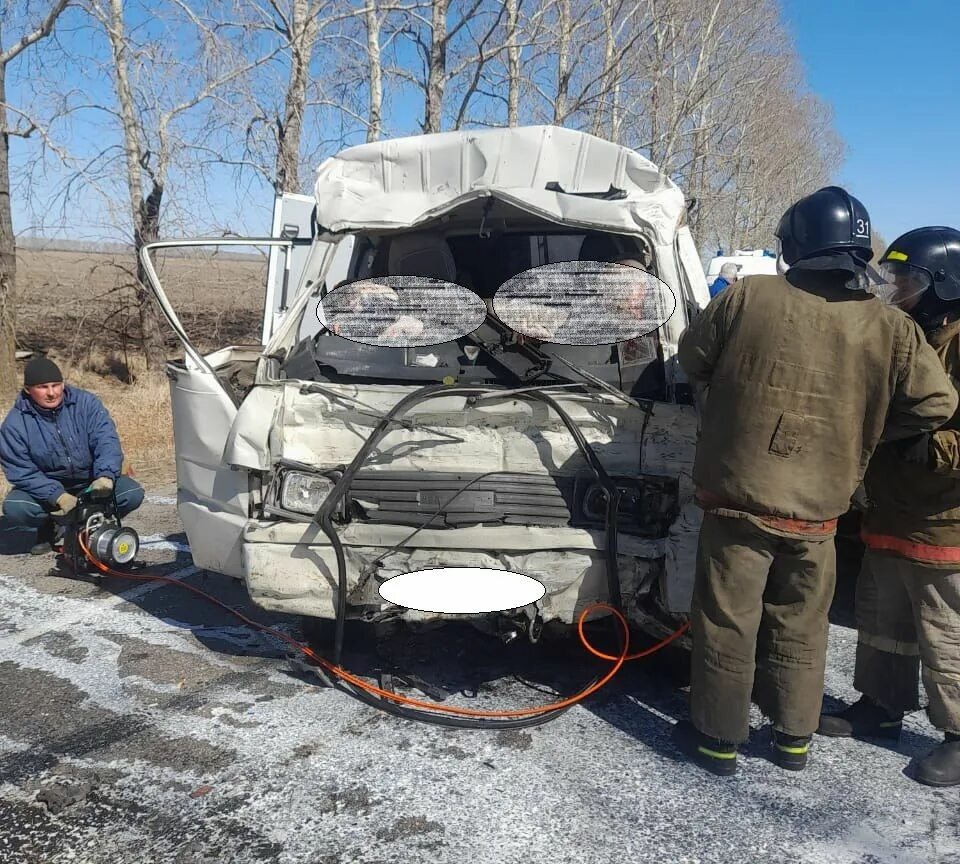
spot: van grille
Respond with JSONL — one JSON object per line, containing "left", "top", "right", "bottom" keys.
{"left": 346, "top": 470, "right": 678, "bottom": 536}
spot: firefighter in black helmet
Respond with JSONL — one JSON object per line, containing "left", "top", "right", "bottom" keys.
{"left": 774, "top": 185, "right": 874, "bottom": 279}
{"left": 674, "top": 188, "right": 957, "bottom": 777}
{"left": 819, "top": 226, "right": 960, "bottom": 787}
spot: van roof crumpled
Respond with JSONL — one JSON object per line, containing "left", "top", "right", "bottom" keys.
{"left": 312, "top": 125, "right": 687, "bottom": 246}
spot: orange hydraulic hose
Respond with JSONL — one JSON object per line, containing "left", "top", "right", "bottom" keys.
{"left": 78, "top": 533, "right": 689, "bottom": 719}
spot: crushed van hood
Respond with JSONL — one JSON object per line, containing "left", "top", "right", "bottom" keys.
{"left": 228, "top": 383, "right": 696, "bottom": 491}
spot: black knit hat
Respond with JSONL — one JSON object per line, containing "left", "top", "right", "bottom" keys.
{"left": 23, "top": 356, "right": 63, "bottom": 388}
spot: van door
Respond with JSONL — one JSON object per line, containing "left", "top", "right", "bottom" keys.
{"left": 139, "top": 237, "right": 308, "bottom": 577}
{"left": 263, "top": 192, "right": 356, "bottom": 344}
{"left": 675, "top": 226, "right": 711, "bottom": 312}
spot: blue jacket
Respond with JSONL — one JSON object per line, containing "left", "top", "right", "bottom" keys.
{"left": 0, "top": 386, "right": 123, "bottom": 505}
{"left": 708, "top": 276, "right": 730, "bottom": 298}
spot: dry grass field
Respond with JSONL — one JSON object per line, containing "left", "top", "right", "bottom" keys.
{"left": 3, "top": 246, "right": 269, "bottom": 497}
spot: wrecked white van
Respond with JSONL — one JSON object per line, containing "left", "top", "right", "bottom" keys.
{"left": 142, "top": 126, "right": 711, "bottom": 646}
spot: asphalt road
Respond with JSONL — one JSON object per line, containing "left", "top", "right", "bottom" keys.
{"left": 0, "top": 487, "right": 957, "bottom": 864}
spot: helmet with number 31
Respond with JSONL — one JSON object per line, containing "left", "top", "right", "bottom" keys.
{"left": 774, "top": 186, "right": 874, "bottom": 277}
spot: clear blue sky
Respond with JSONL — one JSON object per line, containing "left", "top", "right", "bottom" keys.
{"left": 9, "top": 1, "right": 960, "bottom": 246}
{"left": 781, "top": 0, "right": 960, "bottom": 245}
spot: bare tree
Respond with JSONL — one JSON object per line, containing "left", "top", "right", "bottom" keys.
{"left": 391, "top": 0, "right": 503, "bottom": 133}
{"left": 591, "top": 0, "right": 841, "bottom": 255}
{"left": 219, "top": 1, "right": 383, "bottom": 197}
{"left": 504, "top": 0, "right": 520, "bottom": 126}
{"left": 364, "top": 0, "right": 384, "bottom": 141}
{"left": 80, "top": 0, "right": 274, "bottom": 370}
{"left": 243, "top": 1, "right": 367, "bottom": 192}
{"left": 424, "top": 0, "right": 448, "bottom": 133}
{"left": 0, "top": 0, "right": 70, "bottom": 399}
{"left": 271, "top": 1, "right": 325, "bottom": 193}
{"left": 520, "top": 0, "right": 649, "bottom": 131}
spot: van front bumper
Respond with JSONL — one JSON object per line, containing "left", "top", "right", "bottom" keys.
{"left": 240, "top": 519, "right": 664, "bottom": 623}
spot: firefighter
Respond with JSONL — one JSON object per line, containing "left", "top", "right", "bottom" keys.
{"left": 674, "top": 188, "right": 958, "bottom": 777}
{"left": 818, "top": 226, "right": 960, "bottom": 787}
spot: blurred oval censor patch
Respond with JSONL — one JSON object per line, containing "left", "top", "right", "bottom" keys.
{"left": 494, "top": 260, "right": 676, "bottom": 345}
{"left": 317, "top": 276, "right": 486, "bottom": 348}
{"left": 379, "top": 567, "right": 546, "bottom": 614}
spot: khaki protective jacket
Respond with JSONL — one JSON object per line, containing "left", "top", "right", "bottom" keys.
{"left": 863, "top": 318, "right": 960, "bottom": 565}
{"left": 679, "top": 274, "right": 958, "bottom": 537}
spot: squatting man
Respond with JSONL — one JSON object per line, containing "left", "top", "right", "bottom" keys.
{"left": 1, "top": 357, "right": 145, "bottom": 555}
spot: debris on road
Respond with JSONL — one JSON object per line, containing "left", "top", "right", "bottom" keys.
{"left": 36, "top": 779, "right": 94, "bottom": 814}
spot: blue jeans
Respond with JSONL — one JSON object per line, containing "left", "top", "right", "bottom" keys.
{"left": 2, "top": 476, "right": 145, "bottom": 528}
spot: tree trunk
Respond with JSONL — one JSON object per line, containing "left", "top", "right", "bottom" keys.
{"left": 0, "top": 64, "right": 17, "bottom": 400}
{"left": 506, "top": 0, "right": 519, "bottom": 127}
{"left": 365, "top": 0, "right": 383, "bottom": 141}
{"left": 276, "top": 0, "right": 314, "bottom": 192}
{"left": 553, "top": 0, "right": 571, "bottom": 125}
{"left": 610, "top": 78, "right": 621, "bottom": 143}
{"left": 105, "top": 0, "right": 164, "bottom": 372}
{"left": 134, "top": 180, "right": 167, "bottom": 373}
{"left": 276, "top": 50, "right": 308, "bottom": 191}
{"left": 423, "top": 0, "right": 448, "bottom": 133}
{"left": 593, "top": 0, "right": 615, "bottom": 137}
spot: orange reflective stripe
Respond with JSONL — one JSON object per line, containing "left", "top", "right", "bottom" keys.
{"left": 861, "top": 530, "right": 960, "bottom": 564}
{"left": 755, "top": 514, "right": 838, "bottom": 537}
{"left": 695, "top": 490, "right": 838, "bottom": 537}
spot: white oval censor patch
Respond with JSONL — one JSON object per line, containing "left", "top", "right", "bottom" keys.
{"left": 379, "top": 567, "right": 545, "bottom": 614}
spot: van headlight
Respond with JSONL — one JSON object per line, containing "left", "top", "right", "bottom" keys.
{"left": 280, "top": 471, "right": 336, "bottom": 515}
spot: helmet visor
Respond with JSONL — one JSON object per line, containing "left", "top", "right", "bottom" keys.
{"left": 876, "top": 261, "right": 933, "bottom": 310}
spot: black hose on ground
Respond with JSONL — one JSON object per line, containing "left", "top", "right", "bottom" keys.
{"left": 331, "top": 675, "right": 578, "bottom": 730}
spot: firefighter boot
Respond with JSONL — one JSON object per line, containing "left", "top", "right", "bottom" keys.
{"left": 817, "top": 696, "right": 903, "bottom": 740}
{"left": 915, "top": 733, "right": 960, "bottom": 788}
{"left": 772, "top": 730, "right": 812, "bottom": 771}
{"left": 672, "top": 720, "right": 738, "bottom": 777}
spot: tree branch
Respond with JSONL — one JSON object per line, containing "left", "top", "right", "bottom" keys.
{"left": 0, "top": 0, "right": 71, "bottom": 67}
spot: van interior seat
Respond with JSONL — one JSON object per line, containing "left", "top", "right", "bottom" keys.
{"left": 387, "top": 233, "right": 458, "bottom": 282}
{"left": 579, "top": 232, "right": 621, "bottom": 262}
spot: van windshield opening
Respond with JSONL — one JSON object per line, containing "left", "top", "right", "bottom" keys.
{"left": 280, "top": 230, "right": 667, "bottom": 400}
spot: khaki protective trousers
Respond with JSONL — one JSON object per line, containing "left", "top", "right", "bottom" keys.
{"left": 854, "top": 548, "right": 960, "bottom": 734}
{"left": 690, "top": 512, "right": 836, "bottom": 742}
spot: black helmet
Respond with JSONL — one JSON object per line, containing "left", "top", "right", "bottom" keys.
{"left": 775, "top": 186, "right": 873, "bottom": 267}
{"left": 878, "top": 226, "right": 960, "bottom": 330}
